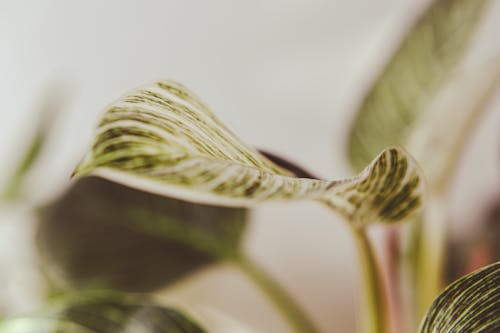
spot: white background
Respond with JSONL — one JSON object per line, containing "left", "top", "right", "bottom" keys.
{"left": 1, "top": 1, "right": 499, "bottom": 332}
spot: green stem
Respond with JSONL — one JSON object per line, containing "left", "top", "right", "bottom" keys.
{"left": 353, "top": 229, "right": 386, "bottom": 333}
{"left": 235, "top": 254, "right": 320, "bottom": 333}
{"left": 414, "top": 197, "right": 447, "bottom": 320}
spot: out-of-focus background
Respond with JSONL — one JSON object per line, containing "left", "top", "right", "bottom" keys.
{"left": 0, "top": 1, "right": 499, "bottom": 332}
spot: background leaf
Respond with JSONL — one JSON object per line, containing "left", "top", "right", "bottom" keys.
{"left": 37, "top": 176, "right": 247, "bottom": 292}
{"left": 0, "top": 292, "right": 207, "bottom": 333}
{"left": 345, "top": 0, "right": 496, "bottom": 324}
{"left": 75, "top": 80, "right": 424, "bottom": 227}
{"left": 407, "top": 55, "right": 500, "bottom": 190}
{"left": 419, "top": 261, "right": 500, "bottom": 333}
{"left": 1, "top": 86, "right": 66, "bottom": 202}
{"left": 347, "top": 0, "right": 489, "bottom": 172}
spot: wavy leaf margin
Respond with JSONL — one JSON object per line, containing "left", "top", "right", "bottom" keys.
{"left": 74, "top": 80, "right": 424, "bottom": 226}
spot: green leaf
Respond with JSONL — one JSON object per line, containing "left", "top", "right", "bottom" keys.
{"left": 419, "top": 261, "right": 500, "bottom": 333}
{"left": 0, "top": 292, "right": 207, "bottom": 333}
{"left": 2, "top": 87, "right": 64, "bottom": 201}
{"left": 407, "top": 55, "right": 500, "bottom": 190}
{"left": 347, "top": 0, "right": 489, "bottom": 172}
{"left": 74, "top": 80, "right": 424, "bottom": 227}
{"left": 37, "top": 176, "right": 247, "bottom": 292}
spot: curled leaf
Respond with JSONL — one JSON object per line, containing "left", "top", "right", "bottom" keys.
{"left": 74, "top": 80, "right": 424, "bottom": 227}
{"left": 0, "top": 292, "right": 207, "bottom": 333}
{"left": 419, "top": 261, "right": 500, "bottom": 333}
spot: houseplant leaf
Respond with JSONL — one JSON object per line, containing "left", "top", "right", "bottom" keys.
{"left": 2, "top": 86, "right": 65, "bottom": 202}
{"left": 419, "top": 261, "right": 500, "bottom": 333}
{"left": 0, "top": 292, "right": 207, "bottom": 333}
{"left": 38, "top": 166, "right": 320, "bottom": 332}
{"left": 37, "top": 149, "right": 314, "bottom": 292}
{"left": 40, "top": 152, "right": 323, "bottom": 332}
{"left": 401, "top": 56, "right": 500, "bottom": 323}
{"left": 345, "top": 0, "right": 497, "bottom": 323}
{"left": 407, "top": 55, "right": 500, "bottom": 190}
{"left": 37, "top": 176, "right": 247, "bottom": 292}
{"left": 347, "top": 0, "right": 489, "bottom": 172}
{"left": 74, "top": 80, "right": 424, "bottom": 227}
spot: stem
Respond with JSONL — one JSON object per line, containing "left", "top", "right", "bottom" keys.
{"left": 353, "top": 229, "right": 387, "bottom": 333}
{"left": 414, "top": 197, "right": 447, "bottom": 319}
{"left": 235, "top": 254, "right": 320, "bottom": 333}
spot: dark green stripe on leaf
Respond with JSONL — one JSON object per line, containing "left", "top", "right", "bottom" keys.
{"left": 75, "top": 80, "right": 424, "bottom": 227}
{"left": 419, "top": 261, "right": 500, "bottom": 333}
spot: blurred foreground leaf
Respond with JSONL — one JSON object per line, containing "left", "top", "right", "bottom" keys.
{"left": 419, "top": 261, "right": 500, "bottom": 332}
{"left": 74, "top": 80, "right": 424, "bottom": 227}
{"left": 37, "top": 176, "right": 247, "bottom": 292}
{"left": 40, "top": 153, "right": 322, "bottom": 332}
{"left": 0, "top": 292, "right": 206, "bottom": 333}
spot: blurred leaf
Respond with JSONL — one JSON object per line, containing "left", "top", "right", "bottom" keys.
{"left": 0, "top": 292, "right": 207, "bottom": 333}
{"left": 2, "top": 132, "right": 45, "bottom": 201}
{"left": 37, "top": 176, "right": 247, "bottom": 292}
{"left": 2, "top": 87, "right": 65, "bottom": 201}
{"left": 419, "top": 261, "right": 500, "bottom": 332}
{"left": 407, "top": 55, "right": 500, "bottom": 190}
{"left": 403, "top": 56, "right": 500, "bottom": 321}
{"left": 347, "top": 0, "right": 489, "bottom": 172}
{"left": 346, "top": 0, "right": 495, "bottom": 323}
{"left": 74, "top": 80, "right": 424, "bottom": 227}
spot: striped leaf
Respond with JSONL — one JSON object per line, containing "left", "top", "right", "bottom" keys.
{"left": 0, "top": 293, "right": 207, "bottom": 333}
{"left": 347, "top": 0, "right": 489, "bottom": 172}
{"left": 38, "top": 150, "right": 311, "bottom": 292}
{"left": 74, "top": 80, "right": 424, "bottom": 227}
{"left": 37, "top": 176, "right": 247, "bottom": 292}
{"left": 407, "top": 55, "right": 500, "bottom": 190}
{"left": 419, "top": 261, "right": 500, "bottom": 333}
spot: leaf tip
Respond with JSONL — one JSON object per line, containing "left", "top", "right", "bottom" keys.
{"left": 71, "top": 158, "right": 93, "bottom": 179}
{"left": 332, "top": 145, "right": 426, "bottom": 228}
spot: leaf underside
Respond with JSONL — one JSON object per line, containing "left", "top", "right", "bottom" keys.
{"left": 347, "top": 0, "right": 489, "bottom": 172}
{"left": 419, "top": 261, "right": 500, "bottom": 333}
{"left": 0, "top": 293, "right": 206, "bottom": 333}
{"left": 75, "top": 80, "right": 424, "bottom": 226}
